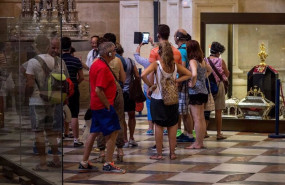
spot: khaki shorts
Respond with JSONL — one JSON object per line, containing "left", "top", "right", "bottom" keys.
{"left": 214, "top": 82, "right": 226, "bottom": 110}
{"left": 63, "top": 104, "right": 71, "bottom": 123}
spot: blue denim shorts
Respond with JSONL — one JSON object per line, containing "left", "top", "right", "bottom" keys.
{"left": 90, "top": 105, "right": 121, "bottom": 136}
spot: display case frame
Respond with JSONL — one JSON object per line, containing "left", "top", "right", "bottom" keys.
{"left": 200, "top": 13, "right": 285, "bottom": 98}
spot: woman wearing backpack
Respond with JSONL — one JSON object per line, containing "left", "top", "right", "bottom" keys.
{"left": 185, "top": 40, "right": 212, "bottom": 149}
{"left": 141, "top": 41, "right": 191, "bottom": 160}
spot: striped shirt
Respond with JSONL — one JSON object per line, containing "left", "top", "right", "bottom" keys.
{"left": 62, "top": 53, "right": 83, "bottom": 85}
{"left": 149, "top": 45, "right": 182, "bottom": 64}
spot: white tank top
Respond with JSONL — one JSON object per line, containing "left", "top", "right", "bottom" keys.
{"left": 151, "top": 60, "right": 177, "bottom": 100}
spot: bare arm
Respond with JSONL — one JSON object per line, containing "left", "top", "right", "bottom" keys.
{"left": 25, "top": 74, "right": 35, "bottom": 103}
{"left": 222, "top": 59, "right": 230, "bottom": 78}
{"left": 77, "top": 69, "right": 84, "bottom": 84}
{"left": 81, "top": 61, "right": 89, "bottom": 71}
{"left": 141, "top": 62, "right": 157, "bottom": 87}
{"left": 205, "top": 61, "right": 213, "bottom": 77}
{"left": 176, "top": 64, "right": 192, "bottom": 83}
{"left": 133, "top": 64, "right": 140, "bottom": 78}
{"left": 189, "top": 59, "right": 198, "bottom": 87}
{"left": 95, "top": 86, "right": 110, "bottom": 110}
{"left": 118, "top": 60, "right": 126, "bottom": 83}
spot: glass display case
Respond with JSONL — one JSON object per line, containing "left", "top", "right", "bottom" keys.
{"left": 200, "top": 13, "right": 285, "bottom": 120}
{"left": 0, "top": 0, "right": 91, "bottom": 183}
{"left": 0, "top": 16, "right": 64, "bottom": 184}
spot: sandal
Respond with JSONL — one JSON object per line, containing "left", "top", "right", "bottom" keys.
{"left": 33, "top": 164, "right": 49, "bottom": 172}
{"left": 149, "top": 155, "right": 165, "bottom": 160}
{"left": 47, "top": 161, "right": 61, "bottom": 168}
{"left": 217, "top": 134, "right": 227, "bottom": 140}
{"left": 169, "top": 153, "right": 177, "bottom": 160}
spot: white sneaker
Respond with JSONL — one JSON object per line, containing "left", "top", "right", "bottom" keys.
{"left": 123, "top": 142, "right": 129, "bottom": 148}
{"left": 129, "top": 139, "right": 138, "bottom": 147}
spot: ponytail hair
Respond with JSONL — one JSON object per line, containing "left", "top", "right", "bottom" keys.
{"left": 158, "top": 41, "right": 174, "bottom": 71}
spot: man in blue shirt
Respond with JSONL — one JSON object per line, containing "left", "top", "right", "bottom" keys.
{"left": 174, "top": 29, "right": 195, "bottom": 143}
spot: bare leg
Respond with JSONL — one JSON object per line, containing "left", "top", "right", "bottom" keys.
{"left": 186, "top": 104, "right": 206, "bottom": 149}
{"left": 105, "top": 131, "right": 119, "bottom": 162}
{"left": 154, "top": 124, "right": 163, "bottom": 155}
{"left": 71, "top": 118, "right": 79, "bottom": 139}
{"left": 46, "top": 129, "right": 60, "bottom": 164}
{"left": 177, "top": 115, "right": 182, "bottom": 130}
{"left": 123, "top": 120, "right": 128, "bottom": 143}
{"left": 182, "top": 113, "right": 193, "bottom": 135}
{"left": 82, "top": 133, "right": 99, "bottom": 161}
{"left": 128, "top": 111, "right": 136, "bottom": 140}
{"left": 215, "top": 109, "right": 222, "bottom": 135}
{"left": 148, "top": 120, "right": 154, "bottom": 130}
{"left": 35, "top": 131, "right": 46, "bottom": 166}
{"left": 167, "top": 123, "right": 178, "bottom": 158}
{"left": 64, "top": 121, "right": 69, "bottom": 136}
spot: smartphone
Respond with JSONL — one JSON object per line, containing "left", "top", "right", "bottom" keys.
{"left": 142, "top": 32, "right": 150, "bottom": 44}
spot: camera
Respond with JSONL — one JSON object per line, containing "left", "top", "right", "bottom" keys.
{"left": 134, "top": 32, "right": 150, "bottom": 44}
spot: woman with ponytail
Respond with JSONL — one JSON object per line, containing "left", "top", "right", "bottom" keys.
{"left": 141, "top": 41, "right": 191, "bottom": 160}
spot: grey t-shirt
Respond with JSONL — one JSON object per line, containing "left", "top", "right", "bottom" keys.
{"left": 123, "top": 58, "right": 136, "bottom": 93}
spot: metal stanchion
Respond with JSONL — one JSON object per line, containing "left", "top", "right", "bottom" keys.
{"left": 268, "top": 79, "right": 285, "bottom": 138}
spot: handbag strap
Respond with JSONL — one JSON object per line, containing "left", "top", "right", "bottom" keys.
{"left": 206, "top": 77, "right": 212, "bottom": 94}
{"left": 128, "top": 57, "right": 136, "bottom": 80}
{"left": 207, "top": 57, "right": 224, "bottom": 82}
{"left": 100, "top": 57, "right": 119, "bottom": 83}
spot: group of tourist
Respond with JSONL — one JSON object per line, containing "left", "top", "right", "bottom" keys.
{"left": 24, "top": 24, "right": 229, "bottom": 174}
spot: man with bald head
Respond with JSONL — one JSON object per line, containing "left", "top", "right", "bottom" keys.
{"left": 25, "top": 36, "right": 69, "bottom": 171}
{"left": 174, "top": 29, "right": 195, "bottom": 143}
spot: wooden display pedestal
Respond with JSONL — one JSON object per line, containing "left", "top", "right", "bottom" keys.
{"left": 208, "top": 118, "right": 285, "bottom": 133}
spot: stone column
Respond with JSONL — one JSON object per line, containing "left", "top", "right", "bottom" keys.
{"left": 120, "top": 0, "right": 154, "bottom": 60}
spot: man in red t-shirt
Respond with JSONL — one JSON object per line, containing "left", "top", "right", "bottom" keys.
{"left": 149, "top": 24, "right": 182, "bottom": 65}
{"left": 79, "top": 42, "right": 125, "bottom": 174}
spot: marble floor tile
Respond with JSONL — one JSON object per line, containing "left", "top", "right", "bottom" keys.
{"left": 63, "top": 154, "right": 84, "bottom": 162}
{"left": 90, "top": 173, "right": 151, "bottom": 183}
{"left": 219, "top": 148, "right": 268, "bottom": 155}
{"left": 211, "top": 163, "right": 266, "bottom": 173}
{"left": 250, "top": 156, "right": 285, "bottom": 164}
{"left": 132, "top": 183, "right": 169, "bottom": 185}
{"left": 123, "top": 155, "right": 158, "bottom": 163}
{"left": 226, "top": 135, "right": 268, "bottom": 141}
{"left": 228, "top": 156, "right": 255, "bottom": 163}
{"left": 245, "top": 173, "right": 285, "bottom": 183}
{"left": 185, "top": 164, "right": 219, "bottom": 172}
{"left": 137, "top": 163, "right": 193, "bottom": 172}
{"left": 253, "top": 141, "right": 285, "bottom": 148}
{"left": 259, "top": 164, "right": 285, "bottom": 173}
{"left": 204, "top": 141, "right": 238, "bottom": 148}
{"left": 181, "top": 155, "right": 233, "bottom": 163}
{"left": 138, "top": 173, "right": 179, "bottom": 183}
{"left": 208, "top": 131, "right": 239, "bottom": 136}
{"left": 217, "top": 173, "right": 253, "bottom": 183}
{"left": 162, "top": 148, "right": 201, "bottom": 155}
{"left": 167, "top": 172, "right": 228, "bottom": 183}
{"left": 214, "top": 183, "right": 249, "bottom": 185}
{"left": 64, "top": 173, "right": 75, "bottom": 180}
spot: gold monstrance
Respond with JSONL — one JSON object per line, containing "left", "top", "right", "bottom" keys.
{"left": 258, "top": 43, "right": 268, "bottom": 65}
{"left": 257, "top": 43, "right": 268, "bottom": 72}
